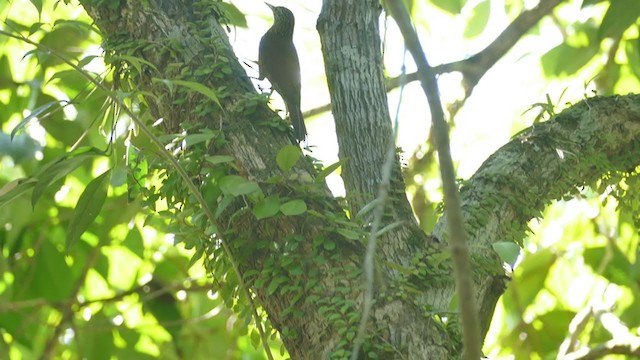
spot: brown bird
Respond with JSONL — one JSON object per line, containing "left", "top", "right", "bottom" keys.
{"left": 259, "top": 3, "right": 307, "bottom": 143}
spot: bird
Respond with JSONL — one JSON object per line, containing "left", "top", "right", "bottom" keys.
{"left": 258, "top": 3, "right": 307, "bottom": 143}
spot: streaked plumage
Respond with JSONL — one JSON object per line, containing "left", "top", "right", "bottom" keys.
{"left": 259, "top": 4, "right": 306, "bottom": 143}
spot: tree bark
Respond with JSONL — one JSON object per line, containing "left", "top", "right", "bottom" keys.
{"left": 81, "top": 1, "right": 446, "bottom": 358}
{"left": 78, "top": 0, "right": 640, "bottom": 358}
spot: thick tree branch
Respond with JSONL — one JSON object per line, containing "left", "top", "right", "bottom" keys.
{"left": 435, "top": 95, "right": 640, "bottom": 242}
{"left": 433, "top": 95, "right": 640, "bottom": 340}
{"left": 438, "top": 0, "right": 565, "bottom": 97}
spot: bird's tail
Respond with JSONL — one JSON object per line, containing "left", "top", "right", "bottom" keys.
{"left": 290, "top": 105, "right": 307, "bottom": 143}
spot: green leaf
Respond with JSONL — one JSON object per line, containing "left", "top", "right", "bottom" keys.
{"left": 219, "top": 175, "right": 261, "bottom": 196}
{"left": 158, "top": 78, "right": 222, "bottom": 109}
{"left": 66, "top": 170, "right": 111, "bottom": 252}
{"left": 142, "top": 284, "right": 182, "bottom": 340}
{"left": 53, "top": 19, "right": 99, "bottom": 35}
{"left": 23, "top": 240, "right": 73, "bottom": 302}
{"left": 384, "top": 261, "right": 414, "bottom": 275}
{"left": 184, "top": 132, "right": 217, "bottom": 147}
{"left": 584, "top": 245, "right": 633, "bottom": 286}
{"left": 336, "top": 228, "right": 361, "bottom": 240}
{"left": 190, "top": 247, "right": 205, "bottom": 267}
{"left": 323, "top": 240, "right": 336, "bottom": 251}
{"left": 316, "top": 159, "right": 345, "bottom": 183}
{"left": 492, "top": 241, "right": 521, "bottom": 267}
{"left": 464, "top": 0, "right": 490, "bottom": 38}
{"left": 430, "top": 0, "right": 466, "bottom": 14}
{"left": 280, "top": 199, "right": 307, "bottom": 216}
{"left": 112, "top": 54, "right": 159, "bottom": 73}
{"left": 39, "top": 109, "right": 84, "bottom": 146}
{"left": 218, "top": 2, "right": 248, "bottom": 27}
{"left": 0, "top": 56, "right": 14, "bottom": 89}
{"left": 276, "top": 145, "right": 302, "bottom": 172}
{"left": 250, "top": 329, "right": 261, "bottom": 349}
{"left": 28, "top": 24, "right": 45, "bottom": 39}
{"left": 28, "top": 0, "right": 43, "bottom": 16}
{"left": 11, "top": 100, "right": 66, "bottom": 139}
{"left": 76, "top": 314, "right": 116, "bottom": 359}
{"left": 535, "top": 310, "right": 577, "bottom": 352}
{"left": 39, "top": 24, "right": 90, "bottom": 67}
{"left": 253, "top": 195, "right": 281, "bottom": 220}
{"left": 0, "top": 178, "right": 37, "bottom": 209}
{"left": 403, "top": 0, "right": 415, "bottom": 14}
{"left": 123, "top": 226, "right": 145, "bottom": 258}
{"left": 205, "top": 224, "right": 218, "bottom": 236}
{"left": 32, "top": 147, "right": 104, "bottom": 206}
{"left": 77, "top": 54, "right": 99, "bottom": 68}
{"left": 598, "top": 0, "right": 640, "bottom": 40}
{"left": 215, "top": 194, "right": 234, "bottom": 218}
{"left": 267, "top": 277, "right": 284, "bottom": 295}
{"left": 541, "top": 43, "right": 598, "bottom": 77}
{"left": 581, "top": 0, "right": 607, "bottom": 8}
{"left": 625, "top": 37, "right": 640, "bottom": 79}
{"left": 126, "top": 147, "right": 148, "bottom": 202}
{"left": 505, "top": 248, "right": 557, "bottom": 311}
{"left": 205, "top": 155, "right": 235, "bottom": 165}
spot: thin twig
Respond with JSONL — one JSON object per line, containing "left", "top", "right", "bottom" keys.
{"left": 557, "top": 305, "right": 595, "bottom": 358}
{"left": 384, "top": 1, "right": 482, "bottom": 359}
{"left": 305, "top": 0, "right": 565, "bottom": 118}
{"left": 563, "top": 337, "right": 640, "bottom": 360}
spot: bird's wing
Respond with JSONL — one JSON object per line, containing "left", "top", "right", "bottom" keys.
{"left": 261, "top": 37, "right": 301, "bottom": 103}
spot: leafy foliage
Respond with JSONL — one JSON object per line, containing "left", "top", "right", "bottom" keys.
{"left": 0, "top": 1, "right": 278, "bottom": 359}
{"left": 0, "top": 0, "right": 640, "bottom": 359}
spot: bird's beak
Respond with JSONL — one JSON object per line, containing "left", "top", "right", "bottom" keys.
{"left": 265, "top": 3, "right": 275, "bottom": 11}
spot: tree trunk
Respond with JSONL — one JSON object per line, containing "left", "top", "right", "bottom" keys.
{"left": 79, "top": 0, "right": 640, "bottom": 358}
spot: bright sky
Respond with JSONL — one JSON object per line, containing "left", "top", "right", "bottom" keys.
{"left": 227, "top": 0, "right": 603, "bottom": 197}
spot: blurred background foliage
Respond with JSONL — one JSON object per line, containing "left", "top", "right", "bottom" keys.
{"left": 0, "top": 1, "right": 279, "bottom": 359}
{"left": 0, "top": 0, "right": 638, "bottom": 359}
